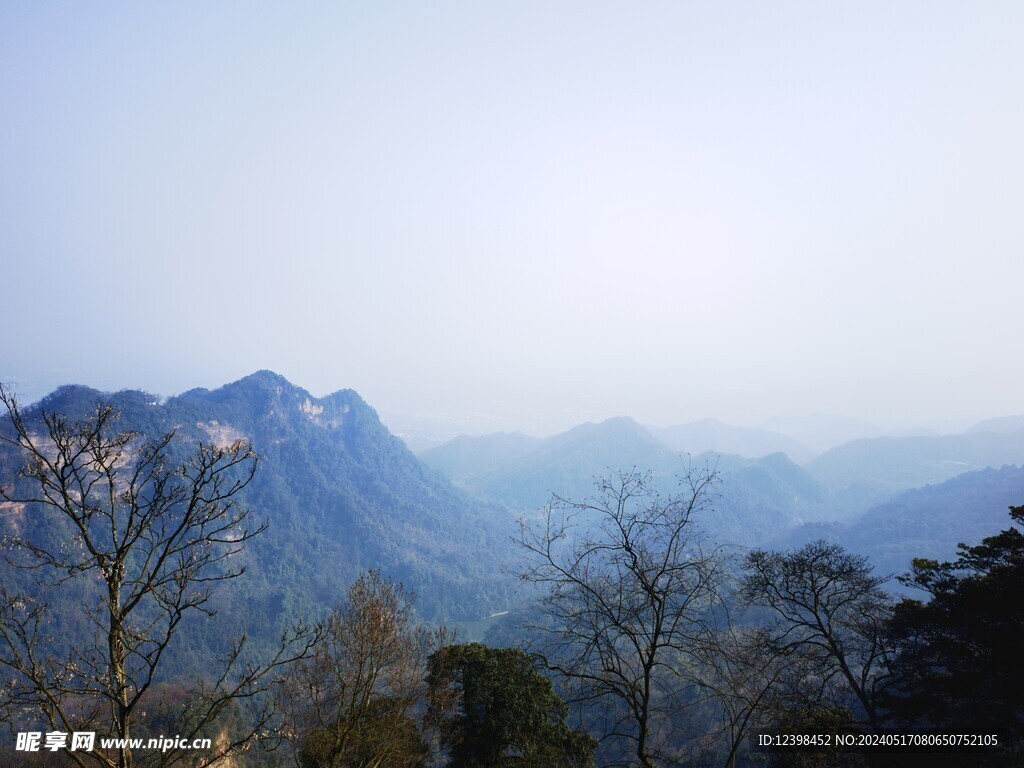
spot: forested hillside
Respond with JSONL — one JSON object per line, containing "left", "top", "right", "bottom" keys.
{"left": 776, "top": 464, "right": 1024, "bottom": 581}
{"left": 4, "top": 375, "right": 1024, "bottom": 767}
{"left": 1, "top": 372, "right": 518, "bottom": 627}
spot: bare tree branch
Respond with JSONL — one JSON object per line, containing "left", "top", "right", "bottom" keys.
{"left": 740, "top": 540, "right": 894, "bottom": 733}
{"left": 518, "top": 465, "right": 726, "bottom": 768}
{"left": 0, "top": 384, "right": 320, "bottom": 768}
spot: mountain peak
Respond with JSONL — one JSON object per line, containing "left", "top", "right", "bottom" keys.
{"left": 32, "top": 384, "right": 162, "bottom": 419}
{"left": 39, "top": 383, "right": 104, "bottom": 405}
{"left": 230, "top": 369, "right": 301, "bottom": 392}
{"left": 567, "top": 415, "right": 647, "bottom": 437}
{"left": 179, "top": 371, "right": 313, "bottom": 408}
{"left": 322, "top": 387, "right": 369, "bottom": 409}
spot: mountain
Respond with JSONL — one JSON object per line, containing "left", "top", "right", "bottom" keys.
{"left": 3, "top": 371, "right": 518, "bottom": 625}
{"left": 423, "top": 417, "right": 686, "bottom": 512}
{"left": 804, "top": 430, "right": 1024, "bottom": 504}
{"left": 421, "top": 417, "right": 834, "bottom": 547}
{"left": 776, "top": 464, "right": 1024, "bottom": 584}
{"left": 648, "top": 418, "right": 816, "bottom": 463}
{"left": 968, "top": 415, "right": 1024, "bottom": 434}
{"left": 463, "top": 417, "right": 675, "bottom": 509}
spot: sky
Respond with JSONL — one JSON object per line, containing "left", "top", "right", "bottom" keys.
{"left": 2, "top": 2, "right": 1023, "bottom": 444}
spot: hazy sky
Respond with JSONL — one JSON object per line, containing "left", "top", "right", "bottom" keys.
{"left": 2, "top": 2, "right": 1022, "bottom": 439}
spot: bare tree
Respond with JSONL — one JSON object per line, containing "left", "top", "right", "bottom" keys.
{"left": 740, "top": 540, "right": 893, "bottom": 733}
{"left": 517, "top": 467, "right": 726, "bottom": 768}
{"left": 0, "top": 385, "right": 320, "bottom": 768}
{"left": 690, "top": 623, "right": 791, "bottom": 768}
{"left": 277, "top": 570, "right": 446, "bottom": 768}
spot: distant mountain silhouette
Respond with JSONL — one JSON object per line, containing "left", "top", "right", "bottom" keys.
{"left": 804, "top": 430, "right": 1024, "bottom": 504}
{"left": 648, "top": 418, "right": 816, "bottom": 463}
{"left": 776, "top": 464, "right": 1024, "bottom": 584}
{"left": 423, "top": 417, "right": 680, "bottom": 509}
{"left": 968, "top": 416, "right": 1024, "bottom": 434}
{"left": 422, "top": 417, "right": 833, "bottom": 546}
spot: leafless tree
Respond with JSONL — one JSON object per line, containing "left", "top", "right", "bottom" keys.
{"left": 0, "top": 384, "right": 320, "bottom": 768}
{"left": 689, "top": 622, "right": 791, "bottom": 768}
{"left": 740, "top": 540, "right": 893, "bottom": 734}
{"left": 517, "top": 467, "right": 726, "bottom": 768}
{"left": 277, "top": 570, "right": 447, "bottom": 768}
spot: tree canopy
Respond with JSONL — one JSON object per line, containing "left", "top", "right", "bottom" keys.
{"left": 887, "top": 505, "right": 1024, "bottom": 755}
{"left": 277, "top": 571, "right": 442, "bottom": 768}
{"left": 426, "top": 643, "right": 596, "bottom": 768}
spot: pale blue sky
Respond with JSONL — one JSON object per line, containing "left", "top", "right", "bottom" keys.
{"left": 2, "top": 2, "right": 1022, "bottom": 439}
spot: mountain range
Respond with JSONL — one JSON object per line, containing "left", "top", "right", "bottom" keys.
{"left": 420, "top": 411, "right": 1024, "bottom": 560}
{"left": 2, "top": 371, "right": 519, "bottom": 629}
{"left": 5, "top": 370, "right": 1024, "bottom": 639}
{"left": 803, "top": 428, "right": 1024, "bottom": 502}
{"left": 420, "top": 415, "right": 836, "bottom": 547}
{"left": 775, "top": 464, "right": 1024, "bottom": 584}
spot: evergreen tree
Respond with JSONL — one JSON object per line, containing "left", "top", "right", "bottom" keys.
{"left": 426, "top": 643, "right": 596, "bottom": 768}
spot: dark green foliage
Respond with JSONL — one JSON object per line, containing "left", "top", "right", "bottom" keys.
{"left": 296, "top": 698, "right": 427, "bottom": 768}
{"left": 426, "top": 643, "right": 596, "bottom": 768}
{"left": 757, "top": 705, "right": 865, "bottom": 768}
{"left": 886, "top": 505, "right": 1024, "bottom": 761}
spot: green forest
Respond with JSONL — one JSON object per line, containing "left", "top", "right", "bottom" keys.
{"left": 1, "top": 379, "right": 1022, "bottom": 768}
